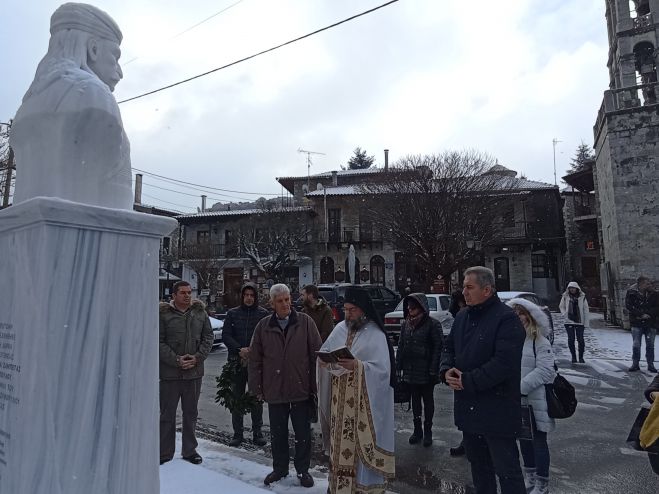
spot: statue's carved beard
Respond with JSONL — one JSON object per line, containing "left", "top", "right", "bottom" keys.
{"left": 348, "top": 314, "right": 368, "bottom": 332}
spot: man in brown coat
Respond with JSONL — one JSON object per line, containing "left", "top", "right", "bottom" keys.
{"left": 249, "top": 283, "right": 322, "bottom": 488}
{"left": 300, "top": 284, "right": 334, "bottom": 342}
{"left": 159, "top": 281, "right": 213, "bottom": 465}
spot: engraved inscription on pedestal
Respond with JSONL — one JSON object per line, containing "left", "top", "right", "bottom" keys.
{"left": 0, "top": 322, "right": 19, "bottom": 482}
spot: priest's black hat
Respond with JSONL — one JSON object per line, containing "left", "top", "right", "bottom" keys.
{"left": 343, "top": 286, "right": 383, "bottom": 329}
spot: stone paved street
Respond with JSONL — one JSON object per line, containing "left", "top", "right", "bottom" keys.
{"left": 188, "top": 312, "right": 659, "bottom": 493}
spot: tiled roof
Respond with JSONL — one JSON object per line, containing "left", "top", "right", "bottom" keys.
{"left": 176, "top": 206, "right": 311, "bottom": 219}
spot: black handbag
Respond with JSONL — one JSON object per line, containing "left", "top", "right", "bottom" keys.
{"left": 394, "top": 372, "right": 411, "bottom": 405}
{"left": 545, "top": 373, "right": 577, "bottom": 419}
{"left": 309, "top": 393, "right": 318, "bottom": 423}
{"left": 533, "top": 340, "right": 577, "bottom": 419}
{"left": 519, "top": 404, "right": 535, "bottom": 441}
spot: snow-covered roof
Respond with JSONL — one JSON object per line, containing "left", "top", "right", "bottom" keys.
{"left": 277, "top": 167, "right": 383, "bottom": 181}
{"left": 305, "top": 177, "right": 556, "bottom": 197}
{"left": 175, "top": 206, "right": 311, "bottom": 219}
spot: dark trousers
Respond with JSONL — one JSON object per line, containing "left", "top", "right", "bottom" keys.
{"left": 268, "top": 401, "right": 312, "bottom": 475}
{"left": 160, "top": 378, "right": 202, "bottom": 461}
{"left": 231, "top": 364, "right": 263, "bottom": 437}
{"left": 565, "top": 324, "right": 585, "bottom": 359}
{"left": 463, "top": 432, "right": 526, "bottom": 494}
{"left": 519, "top": 426, "right": 550, "bottom": 478}
{"left": 410, "top": 383, "right": 435, "bottom": 425}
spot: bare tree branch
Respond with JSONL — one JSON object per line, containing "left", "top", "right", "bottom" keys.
{"left": 358, "top": 150, "right": 518, "bottom": 288}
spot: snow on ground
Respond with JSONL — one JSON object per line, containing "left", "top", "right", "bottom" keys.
{"left": 160, "top": 435, "right": 330, "bottom": 494}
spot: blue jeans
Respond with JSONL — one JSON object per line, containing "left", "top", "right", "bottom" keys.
{"left": 565, "top": 324, "right": 585, "bottom": 359}
{"left": 631, "top": 326, "right": 656, "bottom": 365}
{"left": 519, "top": 426, "right": 550, "bottom": 478}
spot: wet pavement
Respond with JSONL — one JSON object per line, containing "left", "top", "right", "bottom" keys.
{"left": 185, "top": 313, "right": 659, "bottom": 493}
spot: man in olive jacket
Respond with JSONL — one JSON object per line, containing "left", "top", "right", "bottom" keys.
{"left": 440, "top": 267, "right": 526, "bottom": 494}
{"left": 249, "top": 283, "right": 322, "bottom": 488}
{"left": 300, "top": 284, "right": 334, "bottom": 342}
{"left": 159, "top": 281, "right": 213, "bottom": 465}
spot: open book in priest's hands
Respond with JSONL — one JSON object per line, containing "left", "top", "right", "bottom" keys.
{"left": 315, "top": 346, "right": 355, "bottom": 364}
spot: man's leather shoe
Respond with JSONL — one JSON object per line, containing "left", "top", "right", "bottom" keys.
{"left": 229, "top": 435, "right": 243, "bottom": 447}
{"left": 253, "top": 430, "right": 267, "bottom": 447}
{"left": 648, "top": 365, "right": 657, "bottom": 373}
{"left": 629, "top": 364, "right": 640, "bottom": 372}
{"left": 298, "top": 472, "right": 314, "bottom": 488}
{"left": 182, "top": 453, "right": 203, "bottom": 465}
{"left": 264, "top": 471, "right": 288, "bottom": 485}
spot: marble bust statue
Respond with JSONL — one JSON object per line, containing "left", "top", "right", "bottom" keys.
{"left": 11, "top": 2, "right": 133, "bottom": 209}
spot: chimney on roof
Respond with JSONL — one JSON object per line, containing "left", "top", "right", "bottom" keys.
{"left": 134, "top": 173, "right": 143, "bottom": 204}
{"left": 201, "top": 195, "right": 207, "bottom": 212}
{"left": 384, "top": 149, "right": 389, "bottom": 171}
{"left": 332, "top": 170, "right": 338, "bottom": 186}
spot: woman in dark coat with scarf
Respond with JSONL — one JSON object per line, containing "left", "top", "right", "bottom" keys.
{"left": 396, "top": 293, "right": 444, "bottom": 447}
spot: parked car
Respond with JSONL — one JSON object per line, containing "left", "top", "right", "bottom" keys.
{"left": 317, "top": 283, "right": 401, "bottom": 323}
{"left": 209, "top": 316, "right": 223, "bottom": 348}
{"left": 384, "top": 293, "right": 453, "bottom": 344}
{"left": 497, "top": 291, "right": 555, "bottom": 344}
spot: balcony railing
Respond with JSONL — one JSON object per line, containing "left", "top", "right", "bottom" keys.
{"left": 574, "top": 203, "right": 595, "bottom": 218}
{"left": 497, "top": 222, "right": 528, "bottom": 240}
{"left": 594, "top": 81, "right": 658, "bottom": 138}
{"left": 181, "top": 243, "right": 226, "bottom": 259}
{"left": 320, "top": 229, "right": 384, "bottom": 243}
{"left": 633, "top": 12, "right": 653, "bottom": 30}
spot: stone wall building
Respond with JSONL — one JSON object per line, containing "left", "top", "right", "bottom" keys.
{"left": 592, "top": 0, "right": 659, "bottom": 326}
{"left": 278, "top": 165, "right": 565, "bottom": 305}
{"left": 562, "top": 161, "right": 603, "bottom": 309}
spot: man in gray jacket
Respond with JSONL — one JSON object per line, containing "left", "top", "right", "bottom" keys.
{"left": 159, "top": 281, "right": 213, "bottom": 465}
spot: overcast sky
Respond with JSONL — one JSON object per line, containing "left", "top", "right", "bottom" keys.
{"left": 1, "top": 0, "right": 609, "bottom": 213}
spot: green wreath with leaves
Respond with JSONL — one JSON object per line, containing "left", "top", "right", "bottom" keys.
{"left": 215, "top": 357, "right": 260, "bottom": 415}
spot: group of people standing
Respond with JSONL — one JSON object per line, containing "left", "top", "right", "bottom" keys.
{"left": 158, "top": 279, "right": 396, "bottom": 492}
{"left": 157, "top": 268, "right": 658, "bottom": 494}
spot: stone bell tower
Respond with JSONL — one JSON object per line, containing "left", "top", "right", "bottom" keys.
{"left": 593, "top": 0, "right": 659, "bottom": 326}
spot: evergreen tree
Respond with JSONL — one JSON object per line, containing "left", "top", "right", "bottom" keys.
{"left": 569, "top": 141, "right": 595, "bottom": 172}
{"left": 346, "top": 147, "right": 375, "bottom": 170}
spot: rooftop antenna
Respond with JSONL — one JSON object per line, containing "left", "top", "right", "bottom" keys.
{"left": 552, "top": 138, "right": 562, "bottom": 186}
{"left": 298, "top": 148, "right": 326, "bottom": 192}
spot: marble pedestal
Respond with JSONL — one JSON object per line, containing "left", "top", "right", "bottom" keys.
{"left": 0, "top": 198, "right": 177, "bottom": 494}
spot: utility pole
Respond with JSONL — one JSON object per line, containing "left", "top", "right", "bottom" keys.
{"left": 552, "top": 138, "right": 562, "bottom": 186}
{"left": 1, "top": 121, "right": 14, "bottom": 208}
{"left": 297, "top": 148, "right": 325, "bottom": 192}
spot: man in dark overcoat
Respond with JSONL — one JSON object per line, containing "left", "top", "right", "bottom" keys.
{"left": 440, "top": 266, "right": 526, "bottom": 494}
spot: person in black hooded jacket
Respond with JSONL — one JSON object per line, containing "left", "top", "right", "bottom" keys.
{"left": 222, "top": 282, "right": 269, "bottom": 446}
{"left": 396, "top": 293, "right": 443, "bottom": 447}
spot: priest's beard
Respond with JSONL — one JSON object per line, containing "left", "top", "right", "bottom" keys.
{"left": 347, "top": 314, "right": 368, "bottom": 332}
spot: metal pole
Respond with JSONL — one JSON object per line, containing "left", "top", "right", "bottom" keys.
{"left": 552, "top": 138, "right": 561, "bottom": 186}
{"left": 2, "top": 146, "right": 14, "bottom": 208}
{"left": 1, "top": 121, "right": 13, "bottom": 208}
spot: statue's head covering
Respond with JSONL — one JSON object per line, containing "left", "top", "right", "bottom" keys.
{"left": 50, "top": 3, "right": 122, "bottom": 43}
